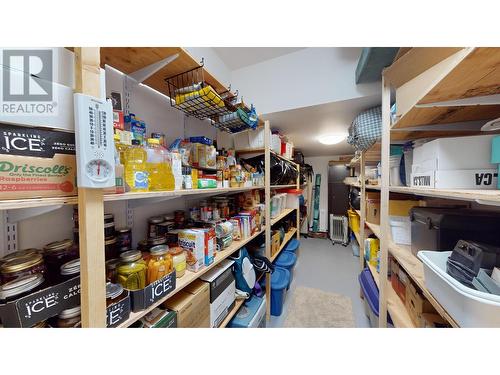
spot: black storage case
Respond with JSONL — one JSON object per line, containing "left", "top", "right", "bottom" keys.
{"left": 409, "top": 207, "right": 500, "bottom": 256}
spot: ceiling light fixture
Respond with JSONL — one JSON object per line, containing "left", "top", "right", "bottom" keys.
{"left": 318, "top": 133, "right": 348, "bottom": 145}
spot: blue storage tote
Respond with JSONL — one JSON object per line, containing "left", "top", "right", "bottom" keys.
{"left": 284, "top": 238, "right": 300, "bottom": 256}
{"left": 270, "top": 267, "right": 290, "bottom": 316}
{"left": 275, "top": 251, "right": 297, "bottom": 290}
{"left": 228, "top": 295, "right": 267, "bottom": 328}
{"left": 358, "top": 268, "right": 393, "bottom": 327}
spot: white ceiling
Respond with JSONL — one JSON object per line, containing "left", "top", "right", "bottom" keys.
{"left": 262, "top": 94, "right": 381, "bottom": 157}
{"left": 213, "top": 47, "right": 305, "bottom": 70}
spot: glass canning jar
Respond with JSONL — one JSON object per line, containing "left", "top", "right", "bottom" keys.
{"left": 43, "top": 240, "right": 79, "bottom": 284}
{"left": 117, "top": 250, "right": 147, "bottom": 290}
{"left": 56, "top": 306, "right": 81, "bottom": 328}
{"left": 105, "top": 236, "right": 118, "bottom": 261}
{"left": 60, "top": 258, "right": 80, "bottom": 281}
{"left": 169, "top": 247, "right": 186, "bottom": 278}
{"left": 0, "top": 252, "right": 46, "bottom": 284}
{"left": 146, "top": 245, "right": 173, "bottom": 284}
{"left": 105, "top": 258, "right": 121, "bottom": 283}
{"left": 106, "top": 282, "right": 126, "bottom": 306}
{"left": 0, "top": 273, "right": 45, "bottom": 303}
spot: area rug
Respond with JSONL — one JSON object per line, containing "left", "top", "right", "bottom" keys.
{"left": 283, "top": 286, "right": 355, "bottom": 328}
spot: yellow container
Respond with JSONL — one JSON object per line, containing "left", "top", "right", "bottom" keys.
{"left": 348, "top": 209, "right": 360, "bottom": 234}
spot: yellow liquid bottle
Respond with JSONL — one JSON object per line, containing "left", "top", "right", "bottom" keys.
{"left": 146, "top": 138, "right": 175, "bottom": 191}
{"left": 124, "top": 139, "right": 148, "bottom": 192}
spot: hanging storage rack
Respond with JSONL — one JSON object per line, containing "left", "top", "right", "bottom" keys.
{"left": 213, "top": 100, "right": 260, "bottom": 134}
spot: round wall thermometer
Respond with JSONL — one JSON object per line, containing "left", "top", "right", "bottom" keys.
{"left": 86, "top": 159, "right": 113, "bottom": 182}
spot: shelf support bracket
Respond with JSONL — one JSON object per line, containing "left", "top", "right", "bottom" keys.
{"left": 129, "top": 53, "right": 179, "bottom": 83}
{"left": 416, "top": 93, "right": 500, "bottom": 108}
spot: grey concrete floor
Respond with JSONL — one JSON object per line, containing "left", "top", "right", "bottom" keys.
{"left": 268, "top": 236, "right": 370, "bottom": 328}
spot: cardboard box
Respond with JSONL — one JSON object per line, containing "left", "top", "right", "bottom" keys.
{"left": 178, "top": 229, "right": 206, "bottom": 272}
{"left": 106, "top": 290, "right": 131, "bottom": 328}
{"left": 271, "top": 231, "right": 281, "bottom": 257}
{"left": 140, "top": 308, "right": 177, "bottom": 328}
{"left": 411, "top": 169, "right": 498, "bottom": 189}
{"left": 397, "top": 267, "right": 409, "bottom": 304}
{"left": 366, "top": 199, "right": 380, "bottom": 224}
{"left": 113, "top": 110, "right": 124, "bottom": 130}
{"left": 389, "top": 200, "right": 420, "bottom": 217}
{"left": 129, "top": 271, "right": 176, "bottom": 312}
{"left": 0, "top": 122, "right": 77, "bottom": 200}
{"left": 405, "top": 282, "right": 436, "bottom": 326}
{"left": 200, "top": 259, "right": 236, "bottom": 327}
{"left": 164, "top": 279, "right": 210, "bottom": 328}
{"left": 420, "top": 313, "right": 449, "bottom": 328}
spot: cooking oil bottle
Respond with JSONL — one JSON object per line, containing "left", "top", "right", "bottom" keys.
{"left": 146, "top": 137, "right": 174, "bottom": 191}
{"left": 124, "top": 139, "right": 149, "bottom": 192}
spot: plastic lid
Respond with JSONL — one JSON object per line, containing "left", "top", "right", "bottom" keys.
{"left": 270, "top": 267, "right": 289, "bottom": 290}
{"left": 119, "top": 250, "right": 142, "bottom": 262}
{"left": 106, "top": 282, "right": 124, "bottom": 299}
{"left": 285, "top": 239, "right": 300, "bottom": 252}
{"left": 284, "top": 189, "right": 302, "bottom": 194}
{"left": 113, "top": 133, "right": 120, "bottom": 141}
{"left": 275, "top": 251, "right": 297, "bottom": 268}
{"left": 0, "top": 273, "right": 44, "bottom": 300}
{"left": 131, "top": 139, "right": 141, "bottom": 146}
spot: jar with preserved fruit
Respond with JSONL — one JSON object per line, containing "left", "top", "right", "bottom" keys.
{"left": 43, "top": 240, "right": 79, "bottom": 284}
{"left": 106, "top": 282, "right": 126, "bottom": 306}
{"left": 148, "top": 216, "right": 164, "bottom": 238}
{"left": 0, "top": 248, "right": 42, "bottom": 265}
{"left": 0, "top": 252, "right": 46, "bottom": 284}
{"left": 117, "top": 250, "right": 147, "bottom": 290}
{"left": 169, "top": 247, "right": 186, "bottom": 278}
{"left": 55, "top": 306, "right": 81, "bottom": 328}
{"left": 115, "top": 228, "right": 132, "bottom": 252}
{"left": 147, "top": 245, "right": 173, "bottom": 284}
{"left": 0, "top": 274, "right": 45, "bottom": 303}
{"left": 60, "top": 258, "right": 80, "bottom": 281}
{"left": 104, "top": 237, "right": 118, "bottom": 261}
{"left": 105, "top": 258, "right": 121, "bottom": 283}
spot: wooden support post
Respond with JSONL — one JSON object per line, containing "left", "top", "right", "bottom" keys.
{"left": 296, "top": 163, "right": 300, "bottom": 240}
{"left": 74, "top": 47, "right": 107, "bottom": 328}
{"left": 378, "top": 76, "right": 391, "bottom": 328}
{"left": 264, "top": 120, "right": 271, "bottom": 320}
{"left": 359, "top": 151, "right": 366, "bottom": 271}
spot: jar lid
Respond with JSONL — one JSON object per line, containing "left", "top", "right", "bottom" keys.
{"left": 1, "top": 248, "right": 41, "bottom": 262}
{"left": 119, "top": 250, "right": 142, "bottom": 262}
{"left": 60, "top": 259, "right": 80, "bottom": 276}
{"left": 116, "top": 227, "right": 131, "bottom": 233}
{"left": 0, "top": 253, "right": 44, "bottom": 273}
{"left": 104, "top": 213, "right": 114, "bottom": 220}
{"left": 106, "top": 282, "right": 124, "bottom": 299}
{"left": 58, "top": 305, "right": 81, "bottom": 319}
{"left": 105, "top": 258, "right": 121, "bottom": 270}
{"left": 105, "top": 237, "right": 117, "bottom": 245}
{"left": 44, "top": 239, "right": 73, "bottom": 252}
{"left": 168, "top": 247, "right": 184, "bottom": 256}
{"left": 104, "top": 222, "right": 115, "bottom": 228}
{"left": 148, "top": 216, "right": 164, "bottom": 224}
{"left": 164, "top": 215, "right": 174, "bottom": 221}
{"left": 0, "top": 273, "right": 44, "bottom": 300}
{"left": 150, "top": 245, "right": 169, "bottom": 256}
{"left": 147, "top": 236, "right": 166, "bottom": 246}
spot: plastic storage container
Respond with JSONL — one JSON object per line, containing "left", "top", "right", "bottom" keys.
{"left": 284, "top": 238, "right": 300, "bottom": 257}
{"left": 270, "top": 267, "right": 290, "bottom": 316}
{"left": 358, "top": 268, "right": 393, "bottom": 327}
{"left": 418, "top": 250, "right": 500, "bottom": 327}
{"left": 284, "top": 189, "right": 302, "bottom": 209}
{"left": 274, "top": 252, "right": 297, "bottom": 290}
{"left": 347, "top": 209, "right": 360, "bottom": 234}
{"left": 228, "top": 295, "right": 266, "bottom": 328}
{"left": 389, "top": 216, "right": 411, "bottom": 245}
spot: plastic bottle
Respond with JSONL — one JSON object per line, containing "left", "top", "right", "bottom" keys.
{"left": 146, "top": 138, "right": 174, "bottom": 191}
{"left": 113, "top": 134, "right": 125, "bottom": 194}
{"left": 124, "top": 139, "right": 148, "bottom": 192}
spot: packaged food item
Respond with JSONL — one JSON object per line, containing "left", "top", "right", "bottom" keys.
{"left": 147, "top": 245, "right": 173, "bottom": 284}
{"left": 178, "top": 229, "right": 205, "bottom": 272}
{"left": 124, "top": 139, "right": 148, "bottom": 192}
{"left": 170, "top": 151, "right": 183, "bottom": 190}
{"left": 169, "top": 247, "right": 187, "bottom": 278}
{"left": 129, "top": 114, "right": 146, "bottom": 144}
{"left": 0, "top": 123, "right": 77, "bottom": 200}
{"left": 43, "top": 239, "right": 79, "bottom": 284}
{"left": 117, "top": 250, "right": 147, "bottom": 290}
{"left": 0, "top": 252, "right": 46, "bottom": 284}
{"left": 113, "top": 110, "right": 124, "bottom": 130}
{"left": 198, "top": 177, "right": 217, "bottom": 189}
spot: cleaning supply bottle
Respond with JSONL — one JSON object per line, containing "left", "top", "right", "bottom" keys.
{"left": 146, "top": 138, "right": 174, "bottom": 191}
{"left": 124, "top": 139, "right": 148, "bottom": 192}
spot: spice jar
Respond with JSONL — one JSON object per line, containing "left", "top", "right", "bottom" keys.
{"left": 0, "top": 274, "right": 45, "bottom": 303}
{"left": 0, "top": 252, "right": 46, "bottom": 284}
{"left": 56, "top": 306, "right": 81, "bottom": 328}
{"left": 104, "top": 237, "right": 118, "bottom": 261}
{"left": 106, "top": 282, "right": 126, "bottom": 306}
{"left": 43, "top": 239, "right": 79, "bottom": 284}
{"left": 116, "top": 228, "right": 132, "bottom": 252}
{"left": 60, "top": 258, "right": 80, "bottom": 281}
{"left": 148, "top": 216, "right": 164, "bottom": 238}
{"left": 105, "top": 258, "right": 121, "bottom": 283}
{"left": 146, "top": 245, "right": 173, "bottom": 284}
{"left": 169, "top": 247, "right": 186, "bottom": 278}
{"left": 117, "top": 250, "right": 147, "bottom": 290}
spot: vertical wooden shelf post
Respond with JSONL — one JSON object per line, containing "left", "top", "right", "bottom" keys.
{"left": 359, "top": 151, "right": 366, "bottom": 271}
{"left": 378, "top": 76, "right": 391, "bottom": 328}
{"left": 264, "top": 120, "right": 271, "bottom": 320}
{"left": 74, "top": 47, "right": 107, "bottom": 328}
{"left": 296, "top": 163, "right": 300, "bottom": 240}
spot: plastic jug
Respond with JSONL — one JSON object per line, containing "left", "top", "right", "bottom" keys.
{"left": 146, "top": 138, "right": 174, "bottom": 191}
{"left": 124, "top": 139, "right": 148, "bottom": 192}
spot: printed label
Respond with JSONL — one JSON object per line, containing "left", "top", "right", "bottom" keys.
{"left": 106, "top": 293, "right": 130, "bottom": 328}
{"left": 134, "top": 171, "right": 148, "bottom": 189}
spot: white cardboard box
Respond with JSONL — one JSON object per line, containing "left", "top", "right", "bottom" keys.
{"left": 233, "top": 130, "right": 250, "bottom": 150}
{"left": 410, "top": 169, "right": 498, "bottom": 189}
{"left": 412, "top": 134, "right": 496, "bottom": 171}
{"left": 248, "top": 128, "right": 270, "bottom": 149}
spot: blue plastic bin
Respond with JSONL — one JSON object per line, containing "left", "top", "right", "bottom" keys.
{"left": 358, "top": 268, "right": 393, "bottom": 327}
{"left": 284, "top": 238, "right": 300, "bottom": 257}
{"left": 271, "top": 267, "right": 290, "bottom": 316}
{"left": 275, "top": 251, "right": 297, "bottom": 290}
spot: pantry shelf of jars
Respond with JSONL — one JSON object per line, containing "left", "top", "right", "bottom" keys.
{"left": 0, "top": 47, "right": 301, "bottom": 328}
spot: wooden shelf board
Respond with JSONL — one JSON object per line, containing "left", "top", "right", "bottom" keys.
{"left": 365, "top": 221, "right": 381, "bottom": 238}
{"left": 219, "top": 299, "right": 245, "bottom": 328}
{"left": 388, "top": 241, "right": 459, "bottom": 327}
{"left": 389, "top": 186, "right": 500, "bottom": 204}
{"left": 118, "top": 226, "right": 265, "bottom": 328}
{"left": 271, "top": 227, "right": 297, "bottom": 262}
{"left": 355, "top": 210, "right": 361, "bottom": 216}
{"left": 353, "top": 230, "right": 361, "bottom": 245}
{"left": 390, "top": 129, "right": 486, "bottom": 141}
{"left": 367, "top": 263, "right": 415, "bottom": 328}
{"left": 0, "top": 195, "right": 78, "bottom": 210}
{"left": 270, "top": 208, "right": 295, "bottom": 226}
{"left": 235, "top": 148, "right": 265, "bottom": 154}
{"left": 343, "top": 180, "right": 381, "bottom": 190}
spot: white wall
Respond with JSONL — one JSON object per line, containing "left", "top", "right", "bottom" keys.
{"left": 230, "top": 48, "right": 380, "bottom": 115}
{"left": 304, "top": 155, "right": 340, "bottom": 232}
{"left": 184, "top": 47, "right": 232, "bottom": 89}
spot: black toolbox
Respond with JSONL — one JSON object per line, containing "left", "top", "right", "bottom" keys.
{"left": 409, "top": 207, "right": 500, "bottom": 256}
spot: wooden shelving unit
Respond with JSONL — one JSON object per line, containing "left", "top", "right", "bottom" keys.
{"left": 219, "top": 299, "right": 245, "bottom": 328}
{"left": 271, "top": 227, "right": 297, "bottom": 262}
